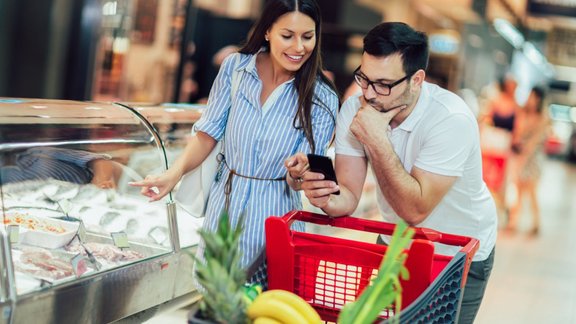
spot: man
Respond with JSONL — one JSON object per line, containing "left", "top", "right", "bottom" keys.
{"left": 287, "top": 22, "right": 497, "bottom": 324}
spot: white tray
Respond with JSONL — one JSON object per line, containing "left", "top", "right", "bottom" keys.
{"left": 5, "top": 212, "right": 79, "bottom": 249}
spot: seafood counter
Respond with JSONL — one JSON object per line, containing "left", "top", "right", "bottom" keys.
{"left": 0, "top": 99, "right": 205, "bottom": 324}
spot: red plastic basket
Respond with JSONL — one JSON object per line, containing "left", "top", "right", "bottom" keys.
{"left": 265, "top": 211, "right": 479, "bottom": 323}
{"left": 481, "top": 152, "right": 508, "bottom": 192}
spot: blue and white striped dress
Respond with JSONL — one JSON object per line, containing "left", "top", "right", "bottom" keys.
{"left": 193, "top": 52, "right": 338, "bottom": 268}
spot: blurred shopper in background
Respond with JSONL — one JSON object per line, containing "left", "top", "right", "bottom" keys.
{"left": 291, "top": 22, "right": 497, "bottom": 324}
{"left": 480, "top": 75, "right": 520, "bottom": 216}
{"left": 508, "top": 86, "right": 550, "bottom": 235}
{"left": 486, "top": 76, "right": 519, "bottom": 133}
{"left": 131, "top": 0, "right": 339, "bottom": 287}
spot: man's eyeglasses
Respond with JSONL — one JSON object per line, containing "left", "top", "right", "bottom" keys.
{"left": 353, "top": 67, "right": 410, "bottom": 96}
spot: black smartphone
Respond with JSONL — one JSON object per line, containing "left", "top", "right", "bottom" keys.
{"left": 307, "top": 154, "right": 340, "bottom": 195}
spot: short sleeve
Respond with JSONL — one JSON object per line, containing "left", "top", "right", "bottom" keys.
{"left": 193, "top": 53, "right": 241, "bottom": 141}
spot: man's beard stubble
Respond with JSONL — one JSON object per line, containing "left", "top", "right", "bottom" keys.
{"left": 365, "top": 83, "right": 414, "bottom": 112}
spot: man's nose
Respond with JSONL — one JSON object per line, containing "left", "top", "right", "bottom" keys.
{"left": 363, "top": 85, "right": 378, "bottom": 100}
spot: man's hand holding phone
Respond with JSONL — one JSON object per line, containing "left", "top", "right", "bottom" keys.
{"left": 303, "top": 154, "right": 341, "bottom": 210}
{"left": 306, "top": 154, "right": 340, "bottom": 195}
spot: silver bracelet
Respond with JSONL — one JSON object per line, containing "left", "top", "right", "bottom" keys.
{"left": 289, "top": 172, "right": 303, "bottom": 183}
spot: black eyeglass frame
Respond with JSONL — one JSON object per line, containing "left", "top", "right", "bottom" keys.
{"left": 353, "top": 67, "right": 412, "bottom": 96}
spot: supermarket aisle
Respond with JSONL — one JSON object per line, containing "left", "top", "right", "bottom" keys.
{"left": 145, "top": 157, "right": 576, "bottom": 324}
{"left": 475, "top": 157, "right": 576, "bottom": 324}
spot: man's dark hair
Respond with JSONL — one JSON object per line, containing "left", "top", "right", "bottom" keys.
{"left": 363, "top": 22, "right": 429, "bottom": 77}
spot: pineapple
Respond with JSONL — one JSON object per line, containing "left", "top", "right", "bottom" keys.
{"left": 193, "top": 211, "right": 248, "bottom": 324}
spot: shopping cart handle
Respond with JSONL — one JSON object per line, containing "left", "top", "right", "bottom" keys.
{"left": 281, "top": 210, "right": 335, "bottom": 226}
{"left": 281, "top": 210, "right": 474, "bottom": 246}
{"left": 414, "top": 227, "right": 443, "bottom": 241}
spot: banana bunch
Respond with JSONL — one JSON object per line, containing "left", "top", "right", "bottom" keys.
{"left": 246, "top": 289, "right": 322, "bottom": 324}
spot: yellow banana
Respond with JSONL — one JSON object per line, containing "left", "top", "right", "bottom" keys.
{"left": 258, "top": 290, "right": 322, "bottom": 324}
{"left": 247, "top": 295, "right": 308, "bottom": 324}
{"left": 253, "top": 317, "right": 282, "bottom": 324}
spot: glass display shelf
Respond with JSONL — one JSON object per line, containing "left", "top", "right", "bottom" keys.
{"left": 0, "top": 98, "right": 203, "bottom": 324}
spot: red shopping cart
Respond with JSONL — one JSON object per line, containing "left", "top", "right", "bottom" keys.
{"left": 265, "top": 211, "right": 479, "bottom": 323}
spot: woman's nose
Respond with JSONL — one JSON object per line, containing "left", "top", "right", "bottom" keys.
{"left": 294, "top": 38, "right": 304, "bottom": 51}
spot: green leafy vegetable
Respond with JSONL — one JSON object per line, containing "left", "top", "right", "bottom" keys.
{"left": 338, "top": 220, "right": 414, "bottom": 324}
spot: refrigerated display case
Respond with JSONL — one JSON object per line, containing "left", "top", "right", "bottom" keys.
{"left": 0, "top": 98, "right": 205, "bottom": 323}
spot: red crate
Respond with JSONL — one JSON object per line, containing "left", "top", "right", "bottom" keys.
{"left": 265, "top": 211, "right": 479, "bottom": 323}
{"left": 481, "top": 152, "right": 508, "bottom": 192}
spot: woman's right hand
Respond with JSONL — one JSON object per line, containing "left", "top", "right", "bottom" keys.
{"left": 129, "top": 170, "right": 181, "bottom": 202}
{"left": 284, "top": 152, "right": 311, "bottom": 190}
{"left": 285, "top": 152, "right": 309, "bottom": 181}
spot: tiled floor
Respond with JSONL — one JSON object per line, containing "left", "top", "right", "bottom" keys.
{"left": 146, "top": 157, "right": 576, "bottom": 324}
{"left": 475, "top": 157, "right": 576, "bottom": 324}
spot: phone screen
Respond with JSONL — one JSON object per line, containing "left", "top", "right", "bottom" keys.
{"left": 307, "top": 154, "right": 340, "bottom": 195}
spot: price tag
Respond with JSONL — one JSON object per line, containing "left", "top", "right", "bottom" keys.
{"left": 111, "top": 232, "right": 130, "bottom": 249}
{"left": 71, "top": 253, "right": 88, "bottom": 277}
{"left": 77, "top": 221, "right": 87, "bottom": 243}
{"left": 148, "top": 227, "right": 168, "bottom": 245}
{"left": 7, "top": 225, "right": 19, "bottom": 244}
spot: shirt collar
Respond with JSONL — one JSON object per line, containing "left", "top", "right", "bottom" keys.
{"left": 396, "top": 81, "right": 429, "bottom": 132}
{"left": 242, "top": 49, "right": 262, "bottom": 76}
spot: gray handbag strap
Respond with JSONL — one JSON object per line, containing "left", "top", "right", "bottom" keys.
{"left": 219, "top": 53, "right": 242, "bottom": 154}
{"left": 230, "top": 53, "right": 242, "bottom": 99}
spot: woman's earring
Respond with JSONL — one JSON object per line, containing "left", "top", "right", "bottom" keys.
{"left": 265, "top": 36, "right": 269, "bottom": 42}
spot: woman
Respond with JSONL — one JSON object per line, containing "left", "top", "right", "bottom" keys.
{"left": 480, "top": 75, "right": 520, "bottom": 217}
{"left": 487, "top": 76, "right": 518, "bottom": 133}
{"left": 131, "top": 0, "right": 339, "bottom": 284}
{"left": 507, "top": 86, "right": 549, "bottom": 234}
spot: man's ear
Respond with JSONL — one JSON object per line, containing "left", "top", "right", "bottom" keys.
{"left": 411, "top": 69, "right": 426, "bottom": 87}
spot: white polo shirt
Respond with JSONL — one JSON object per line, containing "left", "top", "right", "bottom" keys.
{"left": 335, "top": 82, "right": 497, "bottom": 261}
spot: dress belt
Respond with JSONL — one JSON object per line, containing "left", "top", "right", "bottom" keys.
{"left": 218, "top": 153, "right": 285, "bottom": 210}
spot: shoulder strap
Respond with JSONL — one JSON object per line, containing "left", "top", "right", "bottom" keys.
{"left": 230, "top": 53, "right": 242, "bottom": 100}
{"left": 220, "top": 53, "right": 242, "bottom": 152}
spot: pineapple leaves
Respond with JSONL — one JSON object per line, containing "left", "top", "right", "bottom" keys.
{"left": 194, "top": 210, "right": 249, "bottom": 324}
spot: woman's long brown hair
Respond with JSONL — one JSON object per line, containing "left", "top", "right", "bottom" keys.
{"left": 239, "top": 0, "right": 339, "bottom": 153}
